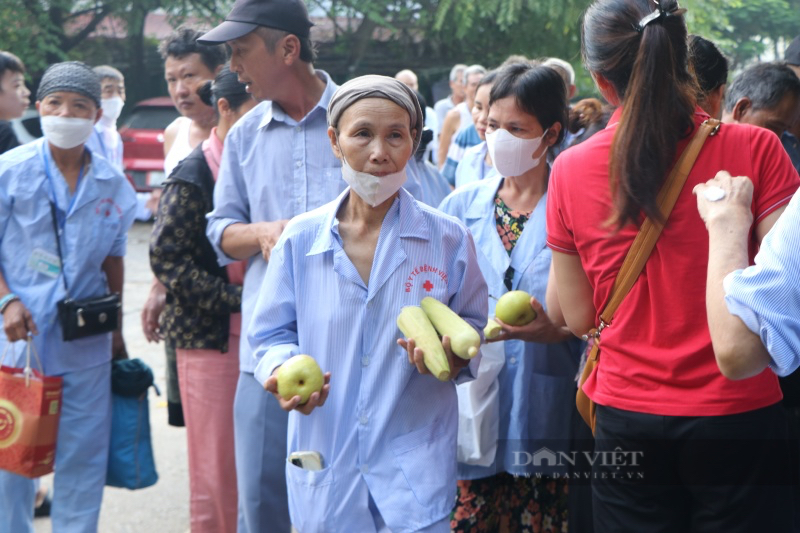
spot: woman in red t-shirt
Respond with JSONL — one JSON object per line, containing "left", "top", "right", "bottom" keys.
{"left": 545, "top": 0, "right": 799, "bottom": 531}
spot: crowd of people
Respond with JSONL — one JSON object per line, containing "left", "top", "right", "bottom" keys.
{"left": 1, "top": 0, "right": 800, "bottom": 531}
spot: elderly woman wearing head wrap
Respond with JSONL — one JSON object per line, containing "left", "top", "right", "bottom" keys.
{"left": 248, "top": 75, "right": 488, "bottom": 533}
{"left": 0, "top": 61, "right": 136, "bottom": 532}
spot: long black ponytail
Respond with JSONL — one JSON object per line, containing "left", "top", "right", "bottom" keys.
{"left": 583, "top": 0, "right": 696, "bottom": 228}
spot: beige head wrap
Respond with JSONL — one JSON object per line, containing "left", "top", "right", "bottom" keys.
{"left": 327, "top": 75, "right": 423, "bottom": 152}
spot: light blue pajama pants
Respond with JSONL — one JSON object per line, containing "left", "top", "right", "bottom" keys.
{"left": 234, "top": 371, "right": 291, "bottom": 533}
{"left": 0, "top": 361, "right": 111, "bottom": 533}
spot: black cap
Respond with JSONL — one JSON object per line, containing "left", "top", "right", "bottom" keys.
{"left": 198, "top": 0, "right": 313, "bottom": 45}
{"left": 786, "top": 36, "right": 800, "bottom": 67}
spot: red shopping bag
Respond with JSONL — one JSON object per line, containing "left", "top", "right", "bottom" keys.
{"left": 0, "top": 339, "right": 63, "bottom": 478}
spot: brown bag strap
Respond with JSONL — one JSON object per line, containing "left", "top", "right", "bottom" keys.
{"left": 593, "top": 119, "right": 720, "bottom": 334}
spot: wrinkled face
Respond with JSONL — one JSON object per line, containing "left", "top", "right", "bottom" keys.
{"left": 0, "top": 69, "right": 30, "bottom": 120}
{"left": 742, "top": 93, "right": 800, "bottom": 138}
{"left": 228, "top": 31, "right": 283, "bottom": 102}
{"left": 37, "top": 91, "right": 98, "bottom": 121}
{"left": 101, "top": 77, "right": 126, "bottom": 103}
{"left": 164, "top": 53, "right": 216, "bottom": 119}
{"left": 471, "top": 83, "right": 492, "bottom": 140}
{"left": 328, "top": 98, "right": 415, "bottom": 175}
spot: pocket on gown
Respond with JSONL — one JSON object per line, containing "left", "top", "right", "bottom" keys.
{"left": 390, "top": 420, "right": 456, "bottom": 509}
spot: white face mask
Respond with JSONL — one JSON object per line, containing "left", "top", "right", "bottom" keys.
{"left": 340, "top": 156, "right": 407, "bottom": 208}
{"left": 40, "top": 115, "right": 96, "bottom": 150}
{"left": 486, "top": 127, "right": 549, "bottom": 177}
{"left": 100, "top": 96, "right": 124, "bottom": 124}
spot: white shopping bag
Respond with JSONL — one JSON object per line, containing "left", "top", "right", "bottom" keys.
{"left": 456, "top": 340, "right": 505, "bottom": 466}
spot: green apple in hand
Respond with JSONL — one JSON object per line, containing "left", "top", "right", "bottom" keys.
{"left": 277, "top": 355, "right": 324, "bottom": 404}
{"left": 495, "top": 290, "right": 537, "bottom": 326}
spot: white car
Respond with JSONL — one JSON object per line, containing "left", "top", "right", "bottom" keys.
{"left": 10, "top": 108, "right": 41, "bottom": 144}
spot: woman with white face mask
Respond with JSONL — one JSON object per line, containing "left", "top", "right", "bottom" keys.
{"left": 0, "top": 61, "right": 136, "bottom": 532}
{"left": 248, "top": 75, "right": 487, "bottom": 533}
{"left": 439, "top": 62, "right": 591, "bottom": 532}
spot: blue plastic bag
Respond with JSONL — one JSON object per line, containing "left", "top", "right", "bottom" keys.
{"left": 106, "top": 359, "right": 159, "bottom": 489}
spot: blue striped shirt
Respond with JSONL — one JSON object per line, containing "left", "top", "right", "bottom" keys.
{"left": 724, "top": 191, "right": 800, "bottom": 377}
{"left": 206, "top": 71, "right": 424, "bottom": 372}
{"left": 206, "top": 71, "right": 343, "bottom": 373}
{"left": 249, "top": 187, "right": 487, "bottom": 533}
{"left": 406, "top": 156, "right": 451, "bottom": 208}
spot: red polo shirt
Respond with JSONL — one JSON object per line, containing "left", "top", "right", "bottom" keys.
{"left": 546, "top": 107, "right": 799, "bottom": 416}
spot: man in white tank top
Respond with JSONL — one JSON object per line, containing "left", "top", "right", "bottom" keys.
{"left": 163, "top": 116, "right": 193, "bottom": 177}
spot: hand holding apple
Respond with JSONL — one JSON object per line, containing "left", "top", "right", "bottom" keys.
{"left": 495, "top": 290, "right": 537, "bottom": 326}
{"left": 265, "top": 354, "right": 331, "bottom": 415}
{"left": 488, "top": 296, "right": 573, "bottom": 344}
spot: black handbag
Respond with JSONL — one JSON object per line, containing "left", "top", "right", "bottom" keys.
{"left": 56, "top": 293, "right": 120, "bottom": 341}
{"left": 49, "top": 202, "right": 121, "bottom": 341}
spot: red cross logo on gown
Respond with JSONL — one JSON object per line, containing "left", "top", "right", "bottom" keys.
{"left": 423, "top": 280, "right": 434, "bottom": 292}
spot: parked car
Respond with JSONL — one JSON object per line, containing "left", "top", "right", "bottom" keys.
{"left": 10, "top": 108, "right": 42, "bottom": 144}
{"left": 119, "top": 97, "right": 180, "bottom": 192}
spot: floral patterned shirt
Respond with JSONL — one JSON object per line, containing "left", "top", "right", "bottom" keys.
{"left": 495, "top": 193, "right": 531, "bottom": 290}
{"left": 150, "top": 147, "right": 242, "bottom": 352}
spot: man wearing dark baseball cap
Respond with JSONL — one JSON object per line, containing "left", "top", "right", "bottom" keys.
{"left": 198, "top": 0, "right": 313, "bottom": 45}
{"left": 199, "top": 2, "right": 335, "bottom": 533}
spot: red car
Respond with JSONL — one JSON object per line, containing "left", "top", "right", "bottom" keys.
{"left": 119, "top": 97, "right": 181, "bottom": 192}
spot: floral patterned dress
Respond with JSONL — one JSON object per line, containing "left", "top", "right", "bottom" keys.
{"left": 450, "top": 192, "right": 569, "bottom": 533}
{"left": 494, "top": 194, "right": 531, "bottom": 290}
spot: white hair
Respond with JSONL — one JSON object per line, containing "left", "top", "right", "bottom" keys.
{"left": 543, "top": 57, "right": 575, "bottom": 86}
{"left": 449, "top": 64, "right": 467, "bottom": 82}
{"left": 462, "top": 64, "right": 487, "bottom": 85}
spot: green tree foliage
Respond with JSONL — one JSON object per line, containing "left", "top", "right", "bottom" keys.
{"left": 2, "top": 0, "right": 798, "bottom": 99}
{"left": 684, "top": 0, "right": 800, "bottom": 69}
{"left": 430, "top": 0, "right": 592, "bottom": 93}
{"left": 0, "top": 0, "right": 97, "bottom": 75}
{"left": 0, "top": 0, "right": 230, "bottom": 106}
{"left": 308, "top": 0, "right": 593, "bottom": 95}
{"left": 0, "top": 0, "right": 226, "bottom": 80}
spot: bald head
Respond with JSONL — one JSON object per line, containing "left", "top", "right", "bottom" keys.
{"left": 395, "top": 69, "right": 419, "bottom": 92}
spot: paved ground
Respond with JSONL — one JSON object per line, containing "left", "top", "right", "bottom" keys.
{"left": 35, "top": 221, "right": 191, "bottom": 533}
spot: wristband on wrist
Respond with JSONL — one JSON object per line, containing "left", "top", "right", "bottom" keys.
{"left": 0, "top": 293, "right": 20, "bottom": 314}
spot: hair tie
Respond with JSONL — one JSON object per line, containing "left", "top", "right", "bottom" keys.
{"left": 635, "top": 1, "right": 687, "bottom": 32}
